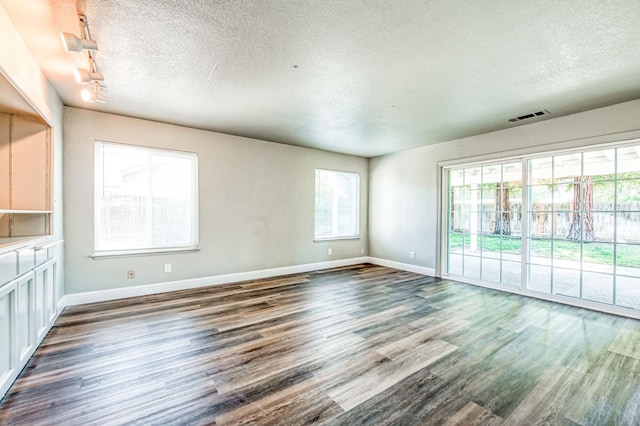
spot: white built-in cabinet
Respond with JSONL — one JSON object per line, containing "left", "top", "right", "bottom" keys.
{"left": 0, "top": 248, "right": 59, "bottom": 399}
{"left": 0, "top": 73, "right": 60, "bottom": 400}
{"left": 0, "top": 281, "right": 16, "bottom": 395}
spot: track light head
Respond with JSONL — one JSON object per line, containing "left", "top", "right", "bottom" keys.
{"left": 73, "top": 68, "right": 104, "bottom": 84}
{"left": 81, "top": 86, "right": 106, "bottom": 103}
{"left": 63, "top": 14, "right": 106, "bottom": 103}
{"left": 61, "top": 32, "right": 98, "bottom": 52}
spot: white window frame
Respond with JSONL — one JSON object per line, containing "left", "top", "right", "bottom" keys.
{"left": 314, "top": 168, "right": 360, "bottom": 241}
{"left": 93, "top": 141, "right": 199, "bottom": 257}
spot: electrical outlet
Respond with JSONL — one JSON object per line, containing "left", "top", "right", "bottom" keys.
{"left": 361, "top": 248, "right": 365, "bottom": 255}
{"left": 328, "top": 248, "right": 332, "bottom": 255}
{"left": 127, "top": 269, "right": 135, "bottom": 279}
{"left": 410, "top": 251, "right": 416, "bottom": 259}
{"left": 164, "top": 263, "right": 172, "bottom": 273}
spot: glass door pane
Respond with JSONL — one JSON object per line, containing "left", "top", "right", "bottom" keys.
{"left": 447, "top": 162, "right": 522, "bottom": 286}
{"left": 615, "top": 147, "right": 640, "bottom": 309}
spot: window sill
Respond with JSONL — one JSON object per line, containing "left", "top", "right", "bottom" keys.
{"left": 92, "top": 246, "right": 200, "bottom": 259}
{"left": 314, "top": 236, "right": 360, "bottom": 242}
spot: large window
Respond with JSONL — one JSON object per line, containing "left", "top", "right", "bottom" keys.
{"left": 315, "top": 169, "right": 359, "bottom": 240}
{"left": 94, "top": 142, "right": 198, "bottom": 255}
{"left": 445, "top": 141, "right": 640, "bottom": 313}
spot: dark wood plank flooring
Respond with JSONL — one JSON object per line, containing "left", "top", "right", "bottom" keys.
{"left": 1, "top": 264, "right": 640, "bottom": 425}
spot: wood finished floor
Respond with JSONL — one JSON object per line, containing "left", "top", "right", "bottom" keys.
{"left": 1, "top": 264, "right": 640, "bottom": 425}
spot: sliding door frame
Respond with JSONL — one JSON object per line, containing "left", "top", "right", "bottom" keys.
{"left": 437, "top": 134, "right": 640, "bottom": 320}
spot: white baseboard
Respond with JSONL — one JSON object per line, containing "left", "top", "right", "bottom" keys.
{"left": 60, "top": 257, "right": 369, "bottom": 307}
{"left": 366, "top": 257, "right": 435, "bottom": 276}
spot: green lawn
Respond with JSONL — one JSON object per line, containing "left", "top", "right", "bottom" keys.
{"left": 448, "top": 233, "right": 640, "bottom": 267}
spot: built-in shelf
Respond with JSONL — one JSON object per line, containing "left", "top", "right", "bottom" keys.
{"left": 0, "top": 111, "right": 52, "bottom": 241}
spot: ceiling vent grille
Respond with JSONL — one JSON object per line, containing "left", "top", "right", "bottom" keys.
{"left": 507, "top": 110, "right": 550, "bottom": 123}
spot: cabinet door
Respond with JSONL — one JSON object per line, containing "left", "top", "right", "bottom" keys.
{"left": 34, "top": 260, "right": 56, "bottom": 342}
{"left": 0, "top": 251, "right": 17, "bottom": 285}
{"left": 0, "top": 282, "right": 17, "bottom": 397}
{"left": 45, "top": 261, "right": 57, "bottom": 323}
{"left": 16, "top": 272, "right": 34, "bottom": 364}
{"left": 33, "top": 266, "right": 47, "bottom": 341}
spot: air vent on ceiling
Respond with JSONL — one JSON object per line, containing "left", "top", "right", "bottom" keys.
{"left": 507, "top": 109, "right": 550, "bottom": 123}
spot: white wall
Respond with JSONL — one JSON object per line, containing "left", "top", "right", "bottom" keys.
{"left": 63, "top": 108, "right": 368, "bottom": 294}
{"left": 0, "top": 5, "right": 64, "bottom": 299}
{"left": 369, "top": 99, "right": 640, "bottom": 273}
{"left": 0, "top": 7, "right": 54, "bottom": 122}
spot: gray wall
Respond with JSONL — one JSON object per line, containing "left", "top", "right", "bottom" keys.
{"left": 63, "top": 107, "right": 368, "bottom": 294}
{"left": 369, "top": 99, "right": 640, "bottom": 273}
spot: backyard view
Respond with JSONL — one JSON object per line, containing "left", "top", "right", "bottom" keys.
{"left": 449, "top": 235, "right": 640, "bottom": 268}
{"left": 447, "top": 144, "right": 640, "bottom": 311}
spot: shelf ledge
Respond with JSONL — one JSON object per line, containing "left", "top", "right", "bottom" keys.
{"left": 0, "top": 209, "right": 53, "bottom": 214}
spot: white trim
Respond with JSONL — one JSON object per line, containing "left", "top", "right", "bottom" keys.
{"left": 437, "top": 163, "right": 447, "bottom": 278}
{"left": 92, "top": 246, "right": 200, "bottom": 259}
{"left": 366, "top": 257, "right": 435, "bottom": 277}
{"left": 60, "top": 257, "right": 369, "bottom": 306}
{"left": 314, "top": 237, "right": 361, "bottom": 242}
{"left": 57, "top": 296, "right": 65, "bottom": 313}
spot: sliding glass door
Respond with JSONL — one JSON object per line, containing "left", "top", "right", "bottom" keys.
{"left": 447, "top": 162, "right": 522, "bottom": 286}
{"left": 445, "top": 141, "right": 640, "bottom": 312}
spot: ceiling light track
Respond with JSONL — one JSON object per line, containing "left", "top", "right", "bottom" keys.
{"left": 60, "top": 14, "right": 106, "bottom": 103}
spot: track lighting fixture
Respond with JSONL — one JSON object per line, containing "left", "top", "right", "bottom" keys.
{"left": 73, "top": 62, "right": 104, "bottom": 84}
{"left": 80, "top": 84, "right": 106, "bottom": 103}
{"left": 61, "top": 14, "right": 106, "bottom": 103}
{"left": 60, "top": 32, "right": 98, "bottom": 52}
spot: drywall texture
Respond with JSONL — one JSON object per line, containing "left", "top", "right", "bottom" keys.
{"left": 369, "top": 99, "right": 640, "bottom": 273}
{"left": 63, "top": 108, "right": 368, "bottom": 294}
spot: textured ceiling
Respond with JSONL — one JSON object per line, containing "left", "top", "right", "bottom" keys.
{"left": 3, "top": 0, "right": 640, "bottom": 157}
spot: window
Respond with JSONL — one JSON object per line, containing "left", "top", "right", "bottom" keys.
{"left": 444, "top": 141, "right": 640, "bottom": 312}
{"left": 315, "top": 169, "right": 359, "bottom": 240}
{"left": 94, "top": 142, "right": 198, "bottom": 255}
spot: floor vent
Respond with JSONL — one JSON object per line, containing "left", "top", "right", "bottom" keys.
{"left": 508, "top": 110, "right": 550, "bottom": 123}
